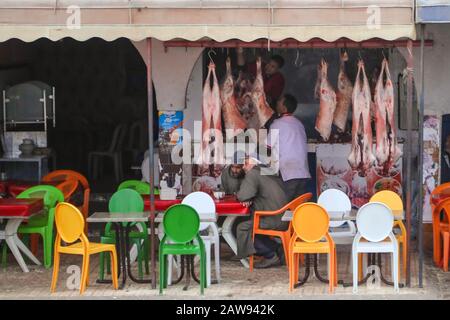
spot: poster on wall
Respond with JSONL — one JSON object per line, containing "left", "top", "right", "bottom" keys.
{"left": 316, "top": 144, "right": 403, "bottom": 209}
{"left": 158, "top": 111, "right": 184, "bottom": 195}
{"left": 423, "top": 115, "right": 441, "bottom": 223}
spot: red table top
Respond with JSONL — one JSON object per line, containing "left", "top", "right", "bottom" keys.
{"left": 0, "top": 198, "right": 44, "bottom": 218}
{"left": 0, "top": 180, "right": 64, "bottom": 197}
{"left": 143, "top": 195, "right": 249, "bottom": 215}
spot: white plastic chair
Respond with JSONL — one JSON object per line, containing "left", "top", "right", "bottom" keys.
{"left": 182, "top": 192, "right": 220, "bottom": 287}
{"left": 88, "top": 123, "right": 128, "bottom": 182}
{"left": 352, "top": 202, "right": 399, "bottom": 293}
{"left": 318, "top": 189, "right": 355, "bottom": 275}
{"left": 318, "top": 189, "right": 356, "bottom": 244}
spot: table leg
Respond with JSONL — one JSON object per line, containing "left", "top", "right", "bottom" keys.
{"left": 340, "top": 253, "right": 379, "bottom": 287}
{"left": 4, "top": 219, "right": 40, "bottom": 272}
{"left": 97, "top": 223, "right": 126, "bottom": 288}
{"left": 376, "top": 253, "right": 405, "bottom": 288}
{"left": 294, "top": 254, "right": 311, "bottom": 288}
{"left": 124, "top": 224, "right": 151, "bottom": 284}
{"left": 221, "top": 215, "right": 249, "bottom": 268}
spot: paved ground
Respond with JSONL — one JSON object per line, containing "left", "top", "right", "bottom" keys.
{"left": 0, "top": 240, "right": 447, "bottom": 300}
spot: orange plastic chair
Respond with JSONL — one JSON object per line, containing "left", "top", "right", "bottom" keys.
{"left": 435, "top": 198, "right": 450, "bottom": 271}
{"left": 430, "top": 183, "right": 450, "bottom": 266}
{"left": 51, "top": 202, "right": 118, "bottom": 294}
{"left": 43, "top": 170, "right": 91, "bottom": 223}
{"left": 288, "top": 202, "right": 337, "bottom": 293}
{"left": 56, "top": 179, "right": 79, "bottom": 202}
{"left": 369, "top": 190, "right": 406, "bottom": 279}
{"left": 250, "top": 192, "right": 312, "bottom": 272}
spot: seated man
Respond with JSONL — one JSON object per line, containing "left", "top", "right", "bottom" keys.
{"left": 234, "top": 153, "right": 289, "bottom": 269}
{"left": 220, "top": 151, "right": 247, "bottom": 195}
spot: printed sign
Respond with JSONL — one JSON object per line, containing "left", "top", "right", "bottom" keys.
{"left": 316, "top": 144, "right": 403, "bottom": 208}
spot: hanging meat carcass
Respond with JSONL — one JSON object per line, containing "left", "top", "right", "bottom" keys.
{"left": 348, "top": 60, "right": 375, "bottom": 176}
{"left": 315, "top": 59, "right": 336, "bottom": 141}
{"left": 333, "top": 51, "right": 353, "bottom": 132}
{"left": 314, "top": 63, "right": 322, "bottom": 100}
{"left": 251, "top": 57, "right": 274, "bottom": 129}
{"left": 374, "top": 58, "right": 402, "bottom": 174}
{"left": 198, "top": 62, "right": 224, "bottom": 175}
{"left": 221, "top": 57, "right": 247, "bottom": 138}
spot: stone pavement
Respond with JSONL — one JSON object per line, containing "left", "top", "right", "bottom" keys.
{"left": 0, "top": 242, "right": 447, "bottom": 300}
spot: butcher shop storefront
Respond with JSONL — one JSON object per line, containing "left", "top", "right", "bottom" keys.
{"left": 0, "top": 0, "right": 429, "bottom": 292}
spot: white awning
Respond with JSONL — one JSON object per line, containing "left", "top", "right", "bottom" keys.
{"left": 0, "top": 0, "right": 417, "bottom": 42}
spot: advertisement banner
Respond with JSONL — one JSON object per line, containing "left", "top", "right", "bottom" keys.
{"left": 316, "top": 144, "right": 403, "bottom": 209}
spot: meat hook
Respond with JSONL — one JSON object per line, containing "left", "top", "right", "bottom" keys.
{"left": 208, "top": 48, "right": 216, "bottom": 63}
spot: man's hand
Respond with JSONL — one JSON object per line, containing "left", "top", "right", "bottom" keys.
{"left": 241, "top": 201, "right": 252, "bottom": 208}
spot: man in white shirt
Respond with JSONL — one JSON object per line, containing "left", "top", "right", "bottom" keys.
{"left": 267, "top": 94, "right": 311, "bottom": 201}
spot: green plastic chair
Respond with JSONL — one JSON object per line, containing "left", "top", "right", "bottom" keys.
{"left": 10, "top": 186, "right": 64, "bottom": 269}
{"left": 99, "top": 188, "right": 150, "bottom": 280}
{"left": 118, "top": 179, "right": 159, "bottom": 195}
{"left": 159, "top": 204, "right": 206, "bottom": 295}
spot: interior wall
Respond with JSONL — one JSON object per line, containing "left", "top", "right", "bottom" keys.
{"left": 0, "top": 38, "right": 150, "bottom": 181}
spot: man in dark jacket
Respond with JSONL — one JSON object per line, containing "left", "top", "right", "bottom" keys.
{"left": 234, "top": 153, "right": 289, "bottom": 268}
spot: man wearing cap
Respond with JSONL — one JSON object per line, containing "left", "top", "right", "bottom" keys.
{"left": 267, "top": 94, "right": 311, "bottom": 201}
{"left": 233, "top": 152, "right": 289, "bottom": 268}
{"left": 220, "top": 150, "right": 247, "bottom": 195}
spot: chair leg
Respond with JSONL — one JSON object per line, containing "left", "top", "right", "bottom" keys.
{"left": 143, "top": 238, "right": 150, "bottom": 275}
{"left": 444, "top": 233, "right": 449, "bottom": 272}
{"left": 433, "top": 216, "right": 442, "bottom": 266}
{"left": 204, "top": 241, "right": 211, "bottom": 287}
{"left": 50, "top": 252, "right": 60, "bottom": 293}
{"left": 79, "top": 254, "right": 90, "bottom": 294}
{"left": 249, "top": 254, "right": 254, "bottom": 272}
{"left": 288, "top": 251, "right": 294, "bottom": 292}
{"left": 328, "top": 252, "right": 334, "bottom": 293}
{"left": 99, "top": 251, "right": 105, "bottom": 280}
{"left": 282, "top": 233, "right": 290, "bottom": 268}
{"left": 43, "top": 230, "right": 53, "bottom": 269}
{"left": 200, "top": 252, "right": 206, "bottom": 295}
{"left": 1, "top": 241, "right": 7, "bottom": 268}
{"left": 392, "top": 250, "right": 399, "bottom": 293}
{"left": 110, "top": 250, "right": 119, "bottom": 290}
{"left": 352, "top": 249, "right": 359, "bottom": 294}
{"left": 159, "top": 251, "right": 165, "bottom": 294}
{"left": 213, "top": 234, "right": 221, "bottom": 282}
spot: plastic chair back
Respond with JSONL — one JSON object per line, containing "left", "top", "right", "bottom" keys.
{"left": 55, "top": 202, "right": 85, "bottom": 244}
{"left": 318, "top": 189, "right": 351, "bottom": 228}
{"left": 109, "top": 189, "right": 144, "bottom": 213}
{"left": 292, "top": 202, "right": 329, "bottom": 243}
{"left": 17, "top": 185, "right": 64, "bottom": 209}
{"left": 370, "top": 190, "right": 403, "bottom": 212}
{"left": 163, "top": 204, "right": 200, "bottom": 243}
{"left": 109, "top": 123, "right": 128, "bottom": 153}
{"left": 57, "top": 179, "right": 79, "bottom": 201}
{"left": 182, "top": 192, "right": 217, "bottom": 231}
{"left": 42, "top": 170, "right": 89, "bottom": 191}
{"left": 356, "top": 202, "right": 393, "bottom": 242}
{"left": 118, "top": 179, "right": 154, "bottom": 195}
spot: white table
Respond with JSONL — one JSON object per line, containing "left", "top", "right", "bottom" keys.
{"left": 0, "top": 211, "right": 43, "bottom": 272}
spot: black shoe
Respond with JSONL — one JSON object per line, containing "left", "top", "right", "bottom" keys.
{"left": 254, "top": 255, "right": 280, "bottom": 269}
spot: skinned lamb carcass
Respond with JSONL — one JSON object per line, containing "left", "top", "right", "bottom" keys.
{"left": 333, "top": 51, "right": 353, "bottom": 132}
{"left": 221, "top": 57, "right": 247, "bottom": 139}
{"left": 315, "top": 59, "right": 336, "bottom": 141}
{"left": 374, "top": 58, "right": 402, "bottom": 174}
{"left": 348, "top": 60, "right": 375, "bottom": 176}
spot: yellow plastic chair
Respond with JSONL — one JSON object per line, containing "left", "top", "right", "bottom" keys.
{"left": 289, "top": 202, "right": 337, "bottom": 293}
{"left": 369, "top": 190, "right": 406, "bottom": 279}
{"left": 51, "top": 202, "right": 118, "bottom": 294}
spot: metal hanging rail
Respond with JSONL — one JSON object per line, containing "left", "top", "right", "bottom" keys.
{"left": 163, "top": 39, "right": 433, "bottom": 49}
